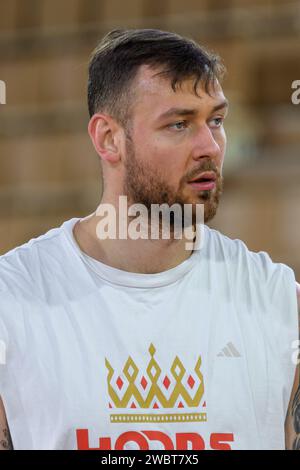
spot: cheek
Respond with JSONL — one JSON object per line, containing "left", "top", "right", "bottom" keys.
{"left": 216, "top": 129, "right": 227, "bottom": 162}
{"left": 219, "top": 128, "right": 227, "bottom": 150}
{"left": 133, "top": 132, "right": 188, "bottom": 183}
{"left": 219, "top": 133, "right": 226, "bottom": 173}
{"left": 142, "top": 138, "right": 185, "bottom": 168}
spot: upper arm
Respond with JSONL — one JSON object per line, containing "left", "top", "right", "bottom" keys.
{"left": 0, "top": 396, "right": 13, "bottom": 450}
{"left": 285, "top": 282, "right": 300, "bottom": 450}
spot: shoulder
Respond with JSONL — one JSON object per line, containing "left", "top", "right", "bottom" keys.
{"left": 205, "top": 226, "right": 290, "bottom": 278}
{"left": 0, "top": 224, "right": 65, "bottom": 298}
{"left": 206, "top": 225, "right": 268, "bottom": 261}
{"left": 0, "top": 225, "right": 66, "bottom": 349}
{"left": 205, "top": 227, "right": 297, "bottom": 312}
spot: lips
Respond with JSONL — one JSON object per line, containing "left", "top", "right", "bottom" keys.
{"left": 188, "top": 171, "right": 217, "bottom": 191}
{"left": 189, "top": 171, "right": 217, "bottom": 183}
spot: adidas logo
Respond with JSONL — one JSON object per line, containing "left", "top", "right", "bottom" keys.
{"left": 217, "top": 342, "right": 241, "bottom": 358}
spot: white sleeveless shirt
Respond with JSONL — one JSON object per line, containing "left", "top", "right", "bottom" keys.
{"left": 0, "top": 218, "right": 297, "bottom": 450}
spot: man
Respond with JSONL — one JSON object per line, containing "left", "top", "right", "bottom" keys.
{"left": 0, "top": 29, "right": 299, "bottom": 450}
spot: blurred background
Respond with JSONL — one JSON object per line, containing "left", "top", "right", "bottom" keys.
{"left": 0, "top": 0, "right": 299, "bottom": 277}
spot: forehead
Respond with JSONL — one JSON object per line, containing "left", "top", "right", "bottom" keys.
{"left": 131, "top": 64, "right": 227, "bottom": 120}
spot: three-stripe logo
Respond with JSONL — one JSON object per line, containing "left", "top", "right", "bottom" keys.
{"left": 217, "top": 342, "right": 241, "bottom": 358}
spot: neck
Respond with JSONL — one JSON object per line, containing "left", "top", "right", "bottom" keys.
{"left": 73, "top": 197, "right": 197, "bottom": 274}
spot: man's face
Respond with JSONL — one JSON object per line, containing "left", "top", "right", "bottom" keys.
{"left": 122, "top": 65, "right": 228, "bottom": 223}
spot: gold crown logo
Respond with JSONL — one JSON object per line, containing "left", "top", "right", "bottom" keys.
{"left": 105, "top": 344, "right": 206, "bottom": 423}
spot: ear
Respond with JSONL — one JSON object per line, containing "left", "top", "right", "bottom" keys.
{"left": 88, "top": 113, "right": 121, "bottom": 164}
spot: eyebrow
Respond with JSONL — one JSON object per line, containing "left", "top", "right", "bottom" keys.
{"left": 156, "top": 99, "right": 229, "bottom": 121}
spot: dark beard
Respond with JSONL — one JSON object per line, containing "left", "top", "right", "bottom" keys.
{"left": 123, "top": 135, "right": 223, "bottom": 226}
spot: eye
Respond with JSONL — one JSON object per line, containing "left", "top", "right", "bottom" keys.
{"left": 210, "top": 117, "right": 225, "bottom": 128}
{"left": 168, "top": 120, "right": 189, "bottom": 131}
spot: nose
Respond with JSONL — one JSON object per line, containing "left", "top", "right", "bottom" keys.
{"left": 191, "top": 124, "right": 223, "bottom": 162}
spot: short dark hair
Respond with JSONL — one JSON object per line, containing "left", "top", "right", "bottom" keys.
{"left": 88, "top": 29, "right": 226, "bottom": 127}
